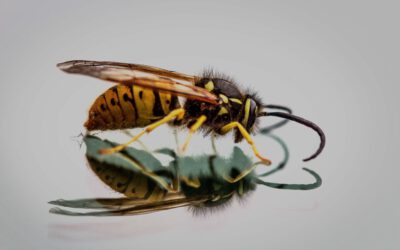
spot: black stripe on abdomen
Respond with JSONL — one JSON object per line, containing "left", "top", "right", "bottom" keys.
{"left": 152, "top": 91, "right": 165, "bottom": 117}
{"left": 130, "top": 85, "right": 139, "bottom": 119}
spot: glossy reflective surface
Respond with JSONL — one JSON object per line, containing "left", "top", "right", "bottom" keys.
{"left": 48, "top": 134, "right": 321, "bottom": 216}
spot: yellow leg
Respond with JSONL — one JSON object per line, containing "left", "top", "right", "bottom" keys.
{"left": 181, "top": 115, "right": 207, "bottom": 153}
{"left": 224, "top": 162, "right": 266, "bottom": 183}
{"left": 220, "top": 122, "right": 271, "bottom": 165}
{"left": 211, "top": 132, "right": 218, "bottom": 155}
{"left": 100, "top": 108, "right": 185, "bottom": 155}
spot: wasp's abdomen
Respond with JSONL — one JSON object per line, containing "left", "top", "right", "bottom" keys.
{"left": 88, "top": 158, "right": 168, "bottom": 200}
{"left": 85, "top": 85, "right": 180, "bottom": 131}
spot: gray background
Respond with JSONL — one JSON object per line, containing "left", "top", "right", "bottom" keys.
{"left": 0, "top": 0, "right": 399, "bottom": 249}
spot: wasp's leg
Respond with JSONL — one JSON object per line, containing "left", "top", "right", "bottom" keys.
{"left": 180, "top": 115, "right": 207, "bottom": 153}
{"left": 100, "top": 108, "right": 185, "bottom": 155}
{"left": 223, "top": 162, "right": 267, "bottom": 183}
{"left": 211, "top": 132, "right": 218, "bottom": 155}
{"left": 181, "top": 176, "right": 201, "bottom": 188}
{"left": 122, "top": 130, "right": 150, "bottom": 151}
{"left": 220, "top": 122, "right": 271, "bottom": 164}
{"left": 172, "top": 128, "right": 181, "bottom": 153}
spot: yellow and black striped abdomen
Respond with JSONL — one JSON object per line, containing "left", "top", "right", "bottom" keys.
{"left": 88, "top": 158, "right": 167, "bottom": 201}
{"left": 85, "top": 85, "right": 180, "bottom": 131}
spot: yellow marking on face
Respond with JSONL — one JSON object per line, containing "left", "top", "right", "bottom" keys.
{"left": 204, "top": 80, "right": 214, "bottom": 91}
{"left": 242, "top": 98, "right": 251, "bottom": 126}
{"left": 218, "top": 107, "right": 229, "bottom": 116}
{"left": 229, "top": 98, "right": 242, "bottom": 104}
{"left": 219, "top": 94, "right": 229, "bottom": 103}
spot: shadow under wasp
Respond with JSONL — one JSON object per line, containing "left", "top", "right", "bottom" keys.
{"left": 57, "top": 60, "right": 325, "bottom": 165}
{"left": 49, "top": 133, "right": 322, "bottom": 216}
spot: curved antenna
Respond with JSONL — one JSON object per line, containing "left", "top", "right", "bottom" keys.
{"left": 259, "top": 112, "right": 325, "bottom": 162}
{"left": 259, "top": 105, "right": 292, "bottom": 133}
{"left": 258, "top": 133, "right": 290, "bottom": 177}
{"left": 256, "top": 168, "right": 322, "bottom": 190}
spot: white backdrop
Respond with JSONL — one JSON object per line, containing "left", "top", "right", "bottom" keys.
{"left": 0, "top": 1, "right": 399, "bottom": 249}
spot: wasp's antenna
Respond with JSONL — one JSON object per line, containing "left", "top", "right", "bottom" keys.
{"left": 256, "top": 168, "right": 322, "bottom": 190}
{"left": 258, "top": 133, "right": 289, "bottom": 177}
{"left": 259, "top": 105, "right": 292, "bottom": 133}
{"left": 258, "top": 111, "right": 325, "bottom": 162}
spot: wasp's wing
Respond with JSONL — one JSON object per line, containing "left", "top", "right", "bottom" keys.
{"left": 49, "top": 195, "right": 210, "bottom": 216}
{"left": 58, "top": 60, "right": 196, "bottom": 82}
{"left": 57, "top": 60, "right": 219, "bottom": 104}
{"left": 48, "top": 193, "right": 186, "bottom": 210}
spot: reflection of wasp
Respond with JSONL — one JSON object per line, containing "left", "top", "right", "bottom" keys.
{"left": 49, "top": 136, "right": 321, "bottom": 216}
{"left": 58, "top": 60, "right": 325, "bottom": 164}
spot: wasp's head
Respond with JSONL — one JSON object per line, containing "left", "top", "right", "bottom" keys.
{"left": 234, "top": 95, "right": 326, "bottom": 162}
{"left": 235, "top": 96, "right": 263, "bottom": 143}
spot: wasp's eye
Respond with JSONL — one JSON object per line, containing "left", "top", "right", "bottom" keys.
{"left": 241, "top": 98, "right": 258, "bottom": 131}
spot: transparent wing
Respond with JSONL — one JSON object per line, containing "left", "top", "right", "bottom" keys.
{"left": 49, "top": 195, "right": 210, "bottom": 216}
{"left": 57, "top": 60, "right": 219, "bottom": 104}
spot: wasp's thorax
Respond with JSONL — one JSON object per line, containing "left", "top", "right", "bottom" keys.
{"left": 184, "top": 74, "right": 263, "bottom": 142}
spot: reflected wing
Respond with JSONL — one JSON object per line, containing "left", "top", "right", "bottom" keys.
{"left": 57, "top": 60, "right": 219, "bottom": 105}
{"left": 48, "top": 193, "right": 186, "bottom": 210}
{"left": 49, "top": 195, "right": 210, "bottom": 216}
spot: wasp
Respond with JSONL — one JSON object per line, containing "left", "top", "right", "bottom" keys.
{"left": 57, "top": 60, "right": 325, "bottom": 164}
{"left": 49, "top": 135, "right": 321, "bottom": 216}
